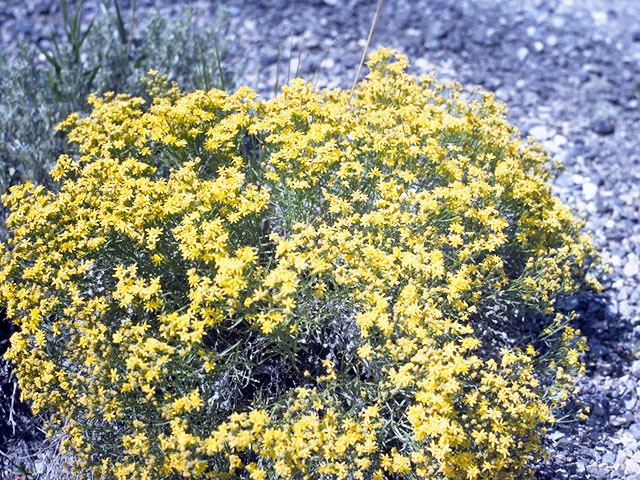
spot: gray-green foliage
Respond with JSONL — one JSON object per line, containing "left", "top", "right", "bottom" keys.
{"left": 0, "top": 0, "right": 234, "bottom": 200}
{"left": 0, "top": 2, "right": 235, "bottom": 474}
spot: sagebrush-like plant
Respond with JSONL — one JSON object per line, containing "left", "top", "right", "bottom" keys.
{"left": 1, "top": 50, "right": 602, "bottom": 480}
{"left": 0, "top": 0, "right": 232, "bottom": 201}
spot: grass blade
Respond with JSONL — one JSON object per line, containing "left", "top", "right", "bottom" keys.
{"left": 113, "top": 0, "right": 128, "bottom": 45}
{"left": 350, "top": 0, "right": 383, "bottom": 100}
{"left": 213, "top": 37, "right": 225, "bottom": 92}
{"left": 199, "top": 44, "right": 211, "bottom": 90}
{"left": 274, "top": 46, "right": 281, "bottom": 98}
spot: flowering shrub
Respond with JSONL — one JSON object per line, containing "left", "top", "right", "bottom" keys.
{"left": 0, "top": 2, "right": 231, "bottom": 201}
{"left": 0, "top": 49, "right": 601, "bottom": 480}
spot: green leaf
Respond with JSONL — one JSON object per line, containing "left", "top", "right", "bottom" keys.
{"left": 112, "top": 0, "right": 128, "bottom": 45}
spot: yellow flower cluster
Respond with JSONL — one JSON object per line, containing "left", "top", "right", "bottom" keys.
{"left": 0, "top": 49, "right": 601, "bottom": 480}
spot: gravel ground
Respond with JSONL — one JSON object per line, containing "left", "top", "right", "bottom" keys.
{"left": 2, "top": 0, "right": 640, "bottom": 478}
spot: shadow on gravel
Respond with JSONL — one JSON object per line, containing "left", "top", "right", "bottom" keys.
{"left": 536, "top": 291, "right": 634, "bottom": 480}
{"left": 0, "top": 307, "right": 44, "bottom": 478}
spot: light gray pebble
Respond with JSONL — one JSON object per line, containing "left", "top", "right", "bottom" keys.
{"left": 630, "top": 423, "right": 640, "bottom": 441}
{"left": 553, "top": 134, "right": 568, "bottom": 146}
{"left": 626, "top": 458, "right": 640, "bottom": 475}
{"left": 619, "top": 302, "right": 634, "bottom": 319}
{"left": 623, "top": 254, "right": 639, "bottom": 278}
{"left": 530, "top": 124, "right": 554, "bottom": 140}
{"left": 624, "top": 393, "right": 637, "bottom": 411}
{"left": 612, "top": 416, "right": 629, "bottom": 428}
{"left": 549, "top": 430, "right": 565, "bottom": 441}
{"left": 583, "top": 181, "right": 599, "bottom": 201}
{"left": 517, "top": 46, "right": 529, "bottom": 61}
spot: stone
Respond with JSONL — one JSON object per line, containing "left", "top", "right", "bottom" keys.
{"left": 553, "top": 134, "right": 568, "bottom": 146}
{"left": 517, "top": 46, "right": 529, "bottom": 61}
{"left": 620, "top": 301, "right": 634, "bottom": 318}
{"left": 611, "top": 415, "right": 629, "bottom": 428}
{"left": 623, "top": 254, "right": 639, "bottom": 278}
{"left": 582, "top": 181, "right": 599, "bottom": 201}
{"left": 592, "top": 118, "right": 615, "bottom": 135}
{"left": 605, "top": 301, "right": 619, "bottom": 320}
{"left": 624, "top": 392, "right": 637, "bottom": 411}
{"left": 429, "top": 20, "right": 449, "bottom": 40}
{"left": 627, "top": 458, "right": 640, "bottom": 475}
{"left": 549, "top": 430, "right": 564, "bottom": 441}
{"left": 586, "top": 463, "right": 604, "bottom": 476}
{"left": 529, "top": 124, "right": 554, "bottom": 140}
{"left": 592, "top": 401, "right": 606, "bottom": 417}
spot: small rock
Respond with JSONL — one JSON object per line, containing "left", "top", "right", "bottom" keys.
{"left": 321, "top": 57, "right": 335, "bottom": 70}
{"left": 611, "top": 415, "right": 629, "bottom": 428}
{"left": 609, "top": 254, "right": 622, "bottom": 266}
{"left": 429, "top": 20, "right": 449, "bottom": 40}
{"left": 530, "top": 124, "right": 554, "bottom": 140}
{"left": 620, "top": 301, "right": 634, "bottom": 318}
{"left": 517, "top": 46, "right": 529, "bottom": 61}
{"left": 576, "top": 461, "right": 586, "bottom": 474}
{"left": 623, "top": 254, "right": 639, "bottom": 278}
{"left": 414, "top": 58, "right": 430, "bottom": 72}
{"left": 547, "top": 34, "right": 558, "bottom": 47}
{"left": 15, "top": 20, "right": 33, "bottom": 35}
{"left": 34, "top": 459, "right": 45, "bottom": 475}
{"left": 605, "top": 301, "right": 619, "bottom": 320}
{"left": 631, "top": 424, "right": 640, "bottom": 442}
{"left": 533, "top": 41, "right": 544, "bottom": 53}
{"left": 495, "top": 87, "right": 511, "bottom": 101}
{"left": 626, "top": 458, "right": 640, "bottom": 475}
{"left": 553, "top": 134, "right": 567, "bottom": 146}
{"left": 582, "top": 181, "right": 599, "bottom": 201}
{"left": 592, "top": 11, "right": 608, "bottom": 26}
{"left": 624, "top": 392, "right": 637, "bottom": 411}
{"left": 549, "top": 430, "right": 564, "bottom": 441}
{"left": 602, "top": 452, "right": 617, "bottom": 465}
{"left": 593, "top": 401, "right": 606, "bottom": 417}
{"left": 592, "top": 118, "right": 615, "bottom": 135}
{"left": 631, "top": 360, "right": 640, "bottom": 378}
{"left": 586, "top": 463, "right": 603, "bottom": 476}
{"left": 443, "top": 30, "right": 464, "bottom": 52}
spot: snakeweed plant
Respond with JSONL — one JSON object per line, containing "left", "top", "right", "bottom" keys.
{"left": 1, "top": 50, "right": 603, "bottom": 480}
